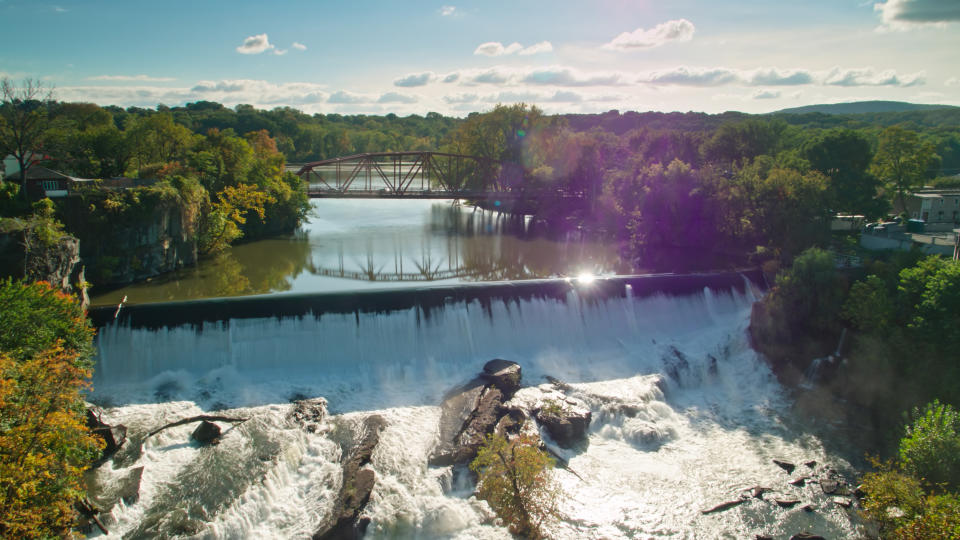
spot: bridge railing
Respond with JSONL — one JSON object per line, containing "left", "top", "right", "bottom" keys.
{"left": 296, "top": 151, "right": 500, "bottom": 195}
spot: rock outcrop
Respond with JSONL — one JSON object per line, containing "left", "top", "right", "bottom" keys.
{"left": 535, "top": 401, "right": 591, "bottom": 449}
{"left": 429, "top": 360, "right": 523, "bottom": 466}
{"left": 0, "top": 226, "right": 86, "bottom": 301}
{"left": 288, "top": 397, "right": 328, "bottom": 433}
{"left": 314, "top": 415, "right": 387, "bottom": 540}
{"left": 86, "top": 406, "right": 127, "bottom": 462}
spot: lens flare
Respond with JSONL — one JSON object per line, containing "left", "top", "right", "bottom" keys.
{"left": 576, "top": 272, "right": 595, "bottom": 284}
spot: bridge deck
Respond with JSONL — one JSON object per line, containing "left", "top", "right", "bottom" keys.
{"left": 306, "top": 189, "right": 530, "bottom": 199}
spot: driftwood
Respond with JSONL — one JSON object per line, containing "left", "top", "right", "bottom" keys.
{"left": 76, "top": 498, "right": 109, "bottom": 535}
{"left": 147, "top": 415, "right": 248, "bottom": 438}
{"left": 701, "top": 497, "right": 749, "bottom": 514}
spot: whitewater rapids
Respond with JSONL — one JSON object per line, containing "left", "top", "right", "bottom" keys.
{"left": 86, "top": 280, "right": 865, "bottom": 538}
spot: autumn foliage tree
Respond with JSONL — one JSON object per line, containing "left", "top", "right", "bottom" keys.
{"left": 470, "top": 433, "right": 560, "bottom": 538}
{"left": 0, "top": 279, "right": 102, "bottom": 537}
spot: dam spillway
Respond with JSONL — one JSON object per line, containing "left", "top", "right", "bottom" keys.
{"left": 85, "top": 270, "right": 865, "bottom": 539}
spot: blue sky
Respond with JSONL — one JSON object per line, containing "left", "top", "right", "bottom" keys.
{"left": 1, "top": 0, "right": 958, "bottom": 115}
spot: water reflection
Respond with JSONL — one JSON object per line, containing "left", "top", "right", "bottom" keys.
{"left": 89, "top": 199, "right": 626, "bottom": 305}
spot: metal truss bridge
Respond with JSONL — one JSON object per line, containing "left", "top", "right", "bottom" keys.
{"left": 295, "top": 151, "right": 571, "bottom": 200}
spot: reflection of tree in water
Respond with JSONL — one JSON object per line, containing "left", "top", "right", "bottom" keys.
{"left": 89, "top": 231, "right": 316, "bottom": 304}
{"left": 453, "top": 232, "right": 625, "bottom": 282}
{"left": 225, "top": 230, "right": 316, "bottom": 294}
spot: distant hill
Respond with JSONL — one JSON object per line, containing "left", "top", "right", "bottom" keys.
{"left": 775, "top": 101, "right": 959, "bottom": 115}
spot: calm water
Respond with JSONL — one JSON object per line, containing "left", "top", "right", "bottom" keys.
{"left": 89, "top": 199, "right": 627, "bottom": 306}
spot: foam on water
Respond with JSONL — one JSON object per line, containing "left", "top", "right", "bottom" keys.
{"left": 87, "top": 280, "right": 864, "bottom": 538}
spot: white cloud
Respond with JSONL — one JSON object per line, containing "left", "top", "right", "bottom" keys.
{"left": 473, "top": 41, "right": 552, "bottom": 56}
{"left": 946, "top": 77, "right": 960, "bottom": 87}
{"left": 823, "top": 66, "right": 925, "bottom": 87}
{"left": 517, "top": 41, "right": 554, "bottom": 56}
{"left": 273, "top": 48, "right": 288, "bottom": 56}
{"left": 464, "top": 68, "right": 512, "bottom": 85}
{"left": 443, "top": 93, "right": 479, "bottom": 104}
{"left": 875, "top": 0, "right": 960, "bottom": 29}
{"left": 394, "top": 72, "right": 437, "bottom": 87}
{"left": 236, "top": 33, "right": 274, "bottom": 55}
{"left": 642, "top": 67, "right": 739, "bottom": 86}
{"left": 746, "top": 68, "right": 814, "bottom": 86}
{"left": 327, "top": 90, "right": 369, "bottom": 104}
{"left": 474, "top": 42, "right": 522, "bottom": 56}
{"left": 292, "top": 42, "right": 307, "bottom": 51}
{"left": 377, "top": 92, "right": 418, "bottom": 104}
{"left": 89, "top": 74, "right": 177, "bottom": 82}
{"left": 752, "top": 89, "right": 781, "bottom": 100}
{"left": 440, "top": 5, "right": 456, "bottom": 16}
{"left": 521, "top": 67, "right": 625, "bottom": 86}
{"left": 602, "top": 19, "right": 695, "bottom": 51}
{"left": 442, "top": 73, "right": 460, "bottom": 83}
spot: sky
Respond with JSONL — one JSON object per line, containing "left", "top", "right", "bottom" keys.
{"left": 0, "top": 0, "right": 958, "bottom": 117}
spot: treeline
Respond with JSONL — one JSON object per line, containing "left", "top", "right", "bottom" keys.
{"left": 438, "top": 104, "right": 951, "bottom": 269}
{"left": 44, "top": 101, "right": 459, "bottom": 167}
{"left": 8, "top": 97, "right": 953, "bottom": 275}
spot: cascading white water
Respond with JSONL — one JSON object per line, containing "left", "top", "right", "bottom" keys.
{"left": 87, "top": 280, "right": 865, "bottom": 539}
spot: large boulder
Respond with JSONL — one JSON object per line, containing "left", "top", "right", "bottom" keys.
{"left": 430, "top": 359, "right": 525, "bottom": 466}
{"left": 535, "top": 400, "right": 591, "bottom": 449}
{"left": 481, "top": 359, "right": 522, "bottom": 395}
{"left": 86, "top": 407, "right": 127, "bottom": 461}
{"left": 190, "top": 420, "right": 222, "bottom": 445}
{"left": 430, "top": 382, "right": 505, "bottom": 466}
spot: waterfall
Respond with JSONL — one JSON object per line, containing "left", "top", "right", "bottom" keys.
{"left": 86, "top": 276, "right": 864, "bottom": 539}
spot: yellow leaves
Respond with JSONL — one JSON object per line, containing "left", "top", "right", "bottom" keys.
{"left": 0, "top": 280, "right": 102, "bottom": 537}
{"left": 215, "top": 183, "right": 276, "bottom": 224}
{"left": 0, "top": 344, "right": 102, "bottom": 535}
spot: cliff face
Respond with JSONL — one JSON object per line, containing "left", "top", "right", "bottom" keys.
{"left": 0, "top": 225, "right": 88, "bottom": 304}
{"left": 78, "top": 205, "right": 198, "bottom": 287}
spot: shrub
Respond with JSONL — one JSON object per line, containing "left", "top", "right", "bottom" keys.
{"left": 900, "top": 401, "right": 960, "bottom": 491}
{"left": 470, "top": 433, "right": 560, "bottom": 538}
{"left": 0, "top": 279, "right": 94, "bottom": 363}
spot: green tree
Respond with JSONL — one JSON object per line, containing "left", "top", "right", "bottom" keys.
{"left": 871, "top": 126, "right": 938, "bottom": 213}
{"left": 702, "top": 118, "right": 787, "bottom": 165}
{"left": 803, "top": 128, "right": 886, "bottom": 217}
{"left": 470, "top": 434, "right": 560, "bottom": 539}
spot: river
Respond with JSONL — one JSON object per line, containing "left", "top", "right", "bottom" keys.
{"left": 84, "top": 199, "right": 866, "bottom": 539}
{"left": 89, "top": 199, "right": 628, "bottom": 306}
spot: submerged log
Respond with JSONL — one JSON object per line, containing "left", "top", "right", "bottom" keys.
{"left": 75, "top": 498, "right": 109, "bottom": 536}
{"left": 701, "top": 497, "right": 749, "bottom": 514}
{"left": 146, "top": 415, "right": 248, "bottom": 438}
{"left": 773, "top": 459, "right": 796, "bottom": 474}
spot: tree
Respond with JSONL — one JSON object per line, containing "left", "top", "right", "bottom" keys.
{"left": 470, "top": 434, "right": 560, "bottom": 538}
{"left": 803, "top": 128, "right": 886, "bottom": 217}
{"left": 0, "top": 280, "right": 102, "bottom": 537}
{"left": 0, "top": 78, "right": 54, "bottom": 198}
{"left": 871, "top": 126, "right": 938, "bottom": 213}
{"left": 702, "top": 118, "right": 787, "bottom": 165}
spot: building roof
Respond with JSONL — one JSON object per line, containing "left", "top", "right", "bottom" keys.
{"left": 22, "top": 166, "right": 75, "bottom": 181}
